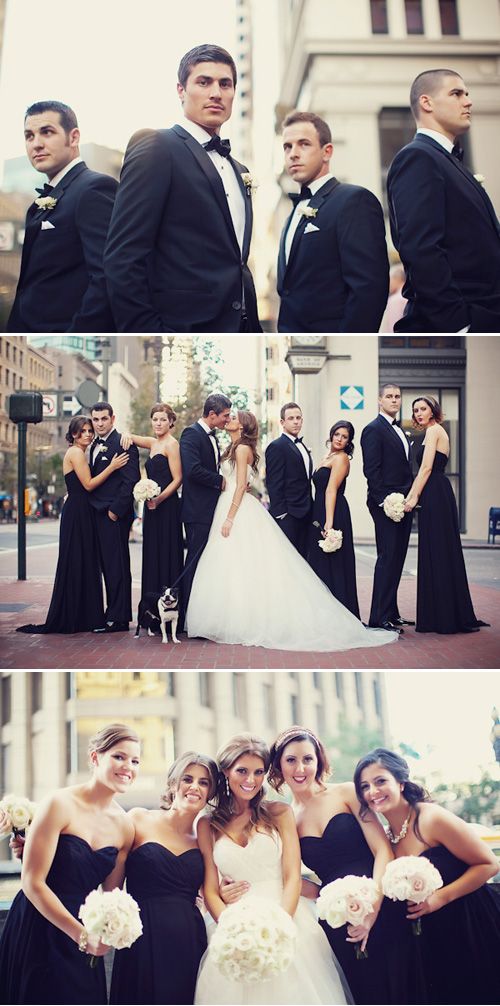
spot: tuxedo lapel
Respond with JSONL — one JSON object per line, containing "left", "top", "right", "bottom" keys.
{"left": 414, "top": 135, "right": 499, "bottom": 234}
{"left": 19, "top": 164, "right": 87, "bottom": 280}
{"left": 377, "top": 415, "right": 408, "bottom": 456}
{"left": 283, "top": 177, "right": 341, "bottom": 278}
{"left": 172, "top": 125, "right": 241, "bottom": 255}
{"left": 277, "top": 211, "right": 292, "bottom": 287}
{"left": 232, "top": 161, "right": 252, "bottom": 261}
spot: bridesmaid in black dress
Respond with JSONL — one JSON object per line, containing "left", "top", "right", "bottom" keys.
{"left": 110, "top": 750, "right": 218, "bottom": 1005}
{"left": 403, "top": 396, "right": 488, "bottom": 633}
{"left": 266, "top": 727, "right": 405, "bottom": 1005}
{"left": 16, "top": 416, "right": 129, "bottom": 634}
{"left": 0, "top": 723, "right": 139, "bottom": 1004}
{"left": 121, "top": 403, "right": 183, "bottom": 606}
{"left": 308, "top": 422, "right": 360, "bottom": 618}
{"left": 355, "top": 748, "right": 500, "bottom": 1005}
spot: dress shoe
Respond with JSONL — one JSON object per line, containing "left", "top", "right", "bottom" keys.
{"left": 461, "top": 626, "right": 480, "bottom": 633}
{"left": 93, "top": 621, "right": 129, "bottom": 634}
{"left": 375, "top": 620, "right": 404, "bottom": 633}
{"left": 393, "top": 617, "right": 415, "bottom": 627}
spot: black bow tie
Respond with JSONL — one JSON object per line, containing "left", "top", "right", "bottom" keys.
{"left": 35, "top": 182, "right": 54, "bottom": 197}
{"left": 289, "top": 186, "right": 312, "bottom": 206}
{"left": 294, "top": 437, "right": 304, "bottom": 444}
{"left": 203, "top": 136, "right": 231, "bottom": 158}
{"left": 208, "top": 429, "right": 217, "bottom": 437}
{"left": 392, "top": 419, "right": 400, "bottom": 427}
{"left": 95, "top": 437, "right": 108, "bottom": 445}
{"left": 451, "top": 143, "right": 464, "bottom": 162}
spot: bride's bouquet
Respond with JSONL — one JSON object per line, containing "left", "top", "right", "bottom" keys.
{"left": 133, "top": 478, "right": 161, "bottom": 503}
{"left": 79, "top": 887, "right": 143, "bottom": 967}
{"left": 383, "top": 492, "right": 406, "bottom": 522}
{"left": 382, "top": 856, "right": 443, "bottom": 934}
{"left": 318, "top": 528, "right": 343, "bottom": 553}
{"left": 316, "top": 875, "right": 379, "bottom": 958}
{"left": 208, "top": 896, "right": 297, "bottom": 983}
{"left": 0, "top": 793, "right": 37, "bottom": 838}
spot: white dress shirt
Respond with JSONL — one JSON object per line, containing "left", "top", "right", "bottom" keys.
{"left": 285, "top": 172, "right": 334, "bottom": 263}
{"left": 91, "top": 427, "right": 114, "bottom": 465}
{"left": 283, "top": 430, "right": 311, "bottom": 476}
{"left": 197, "top": 418, "right": 219, "bottom": 465}
{"left": 181, "top": 117, "right": 245, "bottom": 253}
{"left": 379, "top": 411, "right": 409, "bottom": 458}
{"left": 46, "top": 157, "right": 84, "bottom": 189}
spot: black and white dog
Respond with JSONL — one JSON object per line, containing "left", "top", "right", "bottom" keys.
{"left": 134, "top": 587, "right": 180, "bottom": 644}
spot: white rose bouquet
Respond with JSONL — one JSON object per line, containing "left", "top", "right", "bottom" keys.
{"left": 318, "top": 529, "right": 343, "bottom": 553}
{"left": 133, "top": 478, "right": 161, "bottom": 503}
{"left": 208, "top": 896, "right": 297, "bottom": 983}
{"left": 316, "top": 875, "right": 379, "bottom": 958}
{"left": 79, "top": 887, "right": 143, "bottom": 967}
{"left": 0, "top": 793, "right": 37, "bottom": 837}
{"left": 383, "top": 492, "right": 406, "bottom": 522}
{"left": 382, "top": 856, "right": 443, "bottom": 934}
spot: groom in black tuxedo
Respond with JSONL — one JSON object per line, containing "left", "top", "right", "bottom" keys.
{"left": 104, "top": 44, "right": 260, "bottom": 332}
{"left": 7, "top": 100, "right": 117, "bottom": 333}
{"left": 89, "top": 402, "right": 140, "bottom": 633}
{"left": 179, "top": 394, "right": 232, "bottom": 620}
{"left": 265, "top": 402, "right": 313, "bottom": 559}
{"left": 277, "top": 111, "right": 389, "bottom": 332}
{"left": 387, "top": 68, "right": 500, "bottom": 332}
{"left": 361, "top": 384, "right": 414, "bottom": 632}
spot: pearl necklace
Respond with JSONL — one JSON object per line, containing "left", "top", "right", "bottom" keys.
{"left": 386, "top": 808, "right": 412, "bottom": 844}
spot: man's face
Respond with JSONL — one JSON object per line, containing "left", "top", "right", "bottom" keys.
{"left": 91, "top": 410, "right": 115, "bottom": 437}
{"left": 282, "top": 121, "right": 333, "bottom": 186}
{"left": 281, "top": 408, "right": 303, "bottom": 437}
{"left": 378, "top": 387, "right": 401, "bottom": 419}
{"left": 421, "top": 75, "right": 472, "bottom": 140}
{"left": 24, "top": 111, "right": 79, "bottom": 180}
{"left": 177, "top": 61, "right": 235, "bottom": 135}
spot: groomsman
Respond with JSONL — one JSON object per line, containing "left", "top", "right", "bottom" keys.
{"left": 104, "top": 44, "right": 260, "bottom": 332}
{"left": 7, "top": 100, "right": 117, "bottom": 333}
{"left": 89, "top": 403, "right": 140, "bottom": 633}
{"left": 360, "top": 384, "right": 414, "bottom": 632}
{"left": 277, "top": 111, "right": 389, "bottom": 332}
{"left": 387, "top": 68, "right": 500, "bottom": 332}
{"left": 265, "top": 402, "right": 313, "bottom": 559}
{"left": 180, "top": 394, "right": 232, "bottom": 619}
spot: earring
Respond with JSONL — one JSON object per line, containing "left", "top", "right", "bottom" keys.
{"left": 225, "top": 776, "right": 230, "bottom": 798}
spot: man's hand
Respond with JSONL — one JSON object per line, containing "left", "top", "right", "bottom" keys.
{"left": 220, "top": 876, "right": 250, "bottom": 905}
{"left": 108, "top": 510, "right": 119, "bottom": 522}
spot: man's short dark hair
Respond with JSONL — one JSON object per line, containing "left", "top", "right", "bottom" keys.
{"left": 203, "top": 394, "right": 232, "bottom": 417}
{"left": 282, "top": 110, "right": 332, "bottom": 147}
{"left": 379, "top": 383, "right": 401, "bottom": 397}
{"left": 280, "top": 401, "right": 302, "bottom": 421}
{"left": 90, "top": 402, "right": 114, "bottom": 418}
{"left": 177, "top": 44, "right": 237, "bottom": 88}
{"left": 25, "top": 100, "right": 78, "bottom": 134}
{"left": 409, "top": 69, "right": 461, "bottom": 119}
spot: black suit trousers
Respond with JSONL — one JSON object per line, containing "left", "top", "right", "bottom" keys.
{"left": 183, "top": 523, "right": 211, "bottom": 620}
{"left": 275, "top": 514, "right": 309, "bottom": 560}
{"left": 368, "top": 503, "right": 412, "bottom": 626}
{"left": 94, "top": 510, "right": 133, "bottom": 623}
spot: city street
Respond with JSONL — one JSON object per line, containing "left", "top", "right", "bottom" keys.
{"left": 1, "top": 521, "right": 499, "bottom": 669}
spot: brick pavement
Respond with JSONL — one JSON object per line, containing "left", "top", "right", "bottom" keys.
{"left": 1, "top": 575, "right": 498, "bottom": 670}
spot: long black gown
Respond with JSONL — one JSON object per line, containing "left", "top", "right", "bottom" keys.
{"left": 415, "top": 448, "right": 487, "bottom": 633}
{"left": 16, "top": 471, "right": 105, "bottom": 633}
{"left": 141, "top": 455, "right": 183, "bottom": 601}
{"left": 109, "top": 842, "right": 207, "bottom": 1005}
{"left": 300, "top": 813, "right": 416, "bottom": 1005}
{"left": 308, "top": 467, "right": 360, "bottom": 618}
{"left": 414, "top": 846, "right": 500, "bottom": 1004}
{"left": 0, "top": 834, "right": 116, "bottom": 1005}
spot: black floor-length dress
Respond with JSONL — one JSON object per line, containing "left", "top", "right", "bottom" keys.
{"left": 110, "top": 842, "right": 207, "bottom": 1005}
{"left": 140, "top": 455, "right": 183, "bottom": 600}
{"left": 0, "top": 834, "right": 116, "bottom": 1004}
{"left": 308, "top": 468, "right": 360, "bottom": 618}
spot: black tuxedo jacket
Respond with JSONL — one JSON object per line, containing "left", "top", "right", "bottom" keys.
{"left": 179, "top": 423, "right": 224, "bottom": 525}
{"left": 265, "top": 434, "right": 313, "bottom": 519}
{"left": 104, "top": 124, "right": 261, "bottom": 332}
{"left": 7, "top": 162, "right": 117, "bottom": 333}
{"left": 387, "top": 133, "right": 500, "bottom": 332}
{"left": 277, "top": 178, "right": 389, "bottom": 332}
{"left": 360, "top": 416, "right": 413, "bottom": 508}
{"left": 88, "top": 430, "right": 140, "bottom": 520}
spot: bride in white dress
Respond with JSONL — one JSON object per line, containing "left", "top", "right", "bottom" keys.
{"left": 187, "top": 411, "right": 397, "bottom": 651}
{"left": 195, "top": 734, "right": 351, "bottom": 1006}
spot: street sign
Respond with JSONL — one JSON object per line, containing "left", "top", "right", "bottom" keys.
{"left": 62, "top": 396, "right": 81, "bottom": 416}
{"left": 76, "top": 379, "right": 102, "bottom": 408}
{"left": 42, "top": 394, "right": 57, "bottom": 418}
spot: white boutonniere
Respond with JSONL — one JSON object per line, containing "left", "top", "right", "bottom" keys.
{"left": 34, "top": 195, "right": 58, "bottom": 210}
{"left": 241, "top": 172, "right": 258, "bottom": 196}
{"left": 473, "top": 173, "right": 486, "bottom": 187}
{"left": 300, "top": 206, "right": 318, "bottom": 219}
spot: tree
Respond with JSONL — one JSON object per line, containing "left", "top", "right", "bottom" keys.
{"left": 326, "top": 717, "right": 385, "bottom": 782}
{"left": 433, "top": 772, "right": 500, "bottom": 827}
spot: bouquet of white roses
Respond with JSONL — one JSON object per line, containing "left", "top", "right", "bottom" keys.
{"left": 79, "top": 887, "right": 143, "bottom": 966}
{"left": 382, "top": 856, "right": 443, "bottom": 934}
{"left": 316, "top": 875, "right": 379, "bottom": 958}
{"left": 133, "top": 478, "right": 161, "bottom": 503}
{"left": 0, "top": 793, "right": 37, "bottom": 838}
{"left": 383, "top": 492, "right": 406, "bottom": 522}
{"left": 208, "top": 896, "right": 297, "bottom": 983}
{"left": 318, "top": 528, "right": 343, "bottom": 553}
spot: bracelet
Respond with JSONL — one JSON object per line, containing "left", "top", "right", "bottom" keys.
{"left": 78, "top": 928, "right": 88, "bottom": 953}
{"left": 225, "top": 518, "right": 233, "bottom": 524}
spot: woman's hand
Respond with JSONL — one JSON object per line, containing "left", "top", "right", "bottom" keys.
{"left": 322, "top": 522, "right": 332, "bottom": 537}
{"left": 9, "top": 834, "right": 25, "bottom": 860}
{"left": 406, "top": 891, "right": 446, "bottom": 919}
{"left": 346, "top": 911, "right": 376, "bottom": 952}
{"left": 109, "top": 452, "right": 129, "bottom": 472}
{"left": 219, "top": 875, "right": 250, "bottom": 905}
{"left": 403, "top": 493, "right": 418, "bottom": 513}
{"left": 146, "top": 498, "right": 160, "bottom": 510}
{"left": 221, "top": 519, "right": 233, "bottom": 538}
{"left": 84, "top": 934, "right": 112, "bottom": 957}
{"left": 120, "top": 433, "right": 133, "bottom": 450}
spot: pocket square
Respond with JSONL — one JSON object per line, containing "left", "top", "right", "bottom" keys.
{"left": 41, "top": 220, "right": 55, "bottom": 230}
{"left": 304, "top": 222, "right": 320, "bottom": 233}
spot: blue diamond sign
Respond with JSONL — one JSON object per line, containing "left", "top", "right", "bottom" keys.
{"left": 340, "top": 386, "right": 364, "bottom": 410}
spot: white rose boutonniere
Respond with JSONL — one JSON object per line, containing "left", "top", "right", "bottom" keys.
{"left": 34, "top": 195, "right": 58, "bottom": 210}
{"left": 473, "top": 173, "right": 486, "bottom": 187}
{"left": 300, "top": 206, "right": 318, "bottom": 219}
{"left": 241, "top": 172, "right": 258, "bottom": 196}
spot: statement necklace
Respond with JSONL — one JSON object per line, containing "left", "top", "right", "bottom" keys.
{"left": 386, "top": 808, "right": 412, "bottom": 844}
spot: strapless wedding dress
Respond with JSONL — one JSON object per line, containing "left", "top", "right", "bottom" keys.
{"left": 195, "top": 831, "right": 351, "bottom": 1005}
{"left": 186, "top": 461, "right": 397, "bottom": 651}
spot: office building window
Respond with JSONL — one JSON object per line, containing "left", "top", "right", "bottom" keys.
{"left": 355, "top": 673, "right": 364, "bottom": 710}
{"left": 370, "top": 0, "right": 388, "bottom": 33}
{"left": 1, "top": 676, "right": 11, "bottom": 725}
{"left": 199, "top": 673, "right": 212, "bottom": 708}
{"left": 335, "top": 672, "right": 344, "bottom": 701}
{"left": 31, "top": 672, "right": 43, "bottom": 713}
{"left": 405, "top": 0, "right": 424, "bottom": 33}
{"left": 378, "top": 108, "right": 415, "bottom": 210}
{"left": 439, "top": 0, "right": 459, "bottom": 34}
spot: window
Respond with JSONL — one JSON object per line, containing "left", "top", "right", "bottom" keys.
{"left": 1, "top": 676, "right": 12, "bottom": 725}
{"left": 370, "top": 0, "right": 388, "bottom": 33}
{"left": 1, "top": 743, "right": 11, "bottom": 792}
{"left": 232, "top": 673, "right": 246, "bottom": 718}
{"left": 405, "top": 0, "right": 424, "bottom": 33}
{"left": 373, "top": 678, "right": 382, "bottom": 718}
{"left": 354, "top": 672, "right": 364, "bottom": 710}
{"left": 335, "top": 672, "right": 344, "bottom": 701}
{"left": 199, "top": 673, "right": 212, "bottom": 707}
{"left": 439, "top": 0, "right": 459, "bottom": 34}
{"left": 5, "top": 369, "right": 9, "bottom": 386}
{"left": 290, "top": 694, "right": 299, "bottom": 722}
{"left": 31, "top": 672, "right": 43, "bottom": 713}
{"left": 378, "top": 108, "right": 415, "bottom": 210}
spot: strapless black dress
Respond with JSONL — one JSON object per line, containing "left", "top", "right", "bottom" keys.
{"left": 0, "top": 833, "right": 117, "bottom": 1004}
{"left": 141, "top": 455, "right": 183, "bottom": 605}
{"left": 308, "top": 468, "right": 360, "bottom": 618}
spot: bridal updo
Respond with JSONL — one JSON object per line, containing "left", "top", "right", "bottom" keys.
{"left": 160, "top": 750, "right": 218, "bottom": 809}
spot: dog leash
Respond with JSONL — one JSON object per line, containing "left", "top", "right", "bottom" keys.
{"left": 169, "top": 538, "right": 209, "bottom": 591}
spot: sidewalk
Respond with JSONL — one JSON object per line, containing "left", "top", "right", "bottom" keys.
{"left": 1, "top": 575, "right": 498, "bottom": 669}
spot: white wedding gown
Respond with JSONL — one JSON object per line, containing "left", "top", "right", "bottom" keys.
{"left": 195, "top": 831, "right": 351, "bottom": 1005}
{"left": 187, "top": 461, "right": 398, "bottom": 651}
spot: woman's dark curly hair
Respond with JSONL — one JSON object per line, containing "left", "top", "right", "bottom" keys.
{"left": 354, "top": 748, "right": 432, "bottom": 842}
{"left": 328, "top": 421, "right": 355, "bottom": 458}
